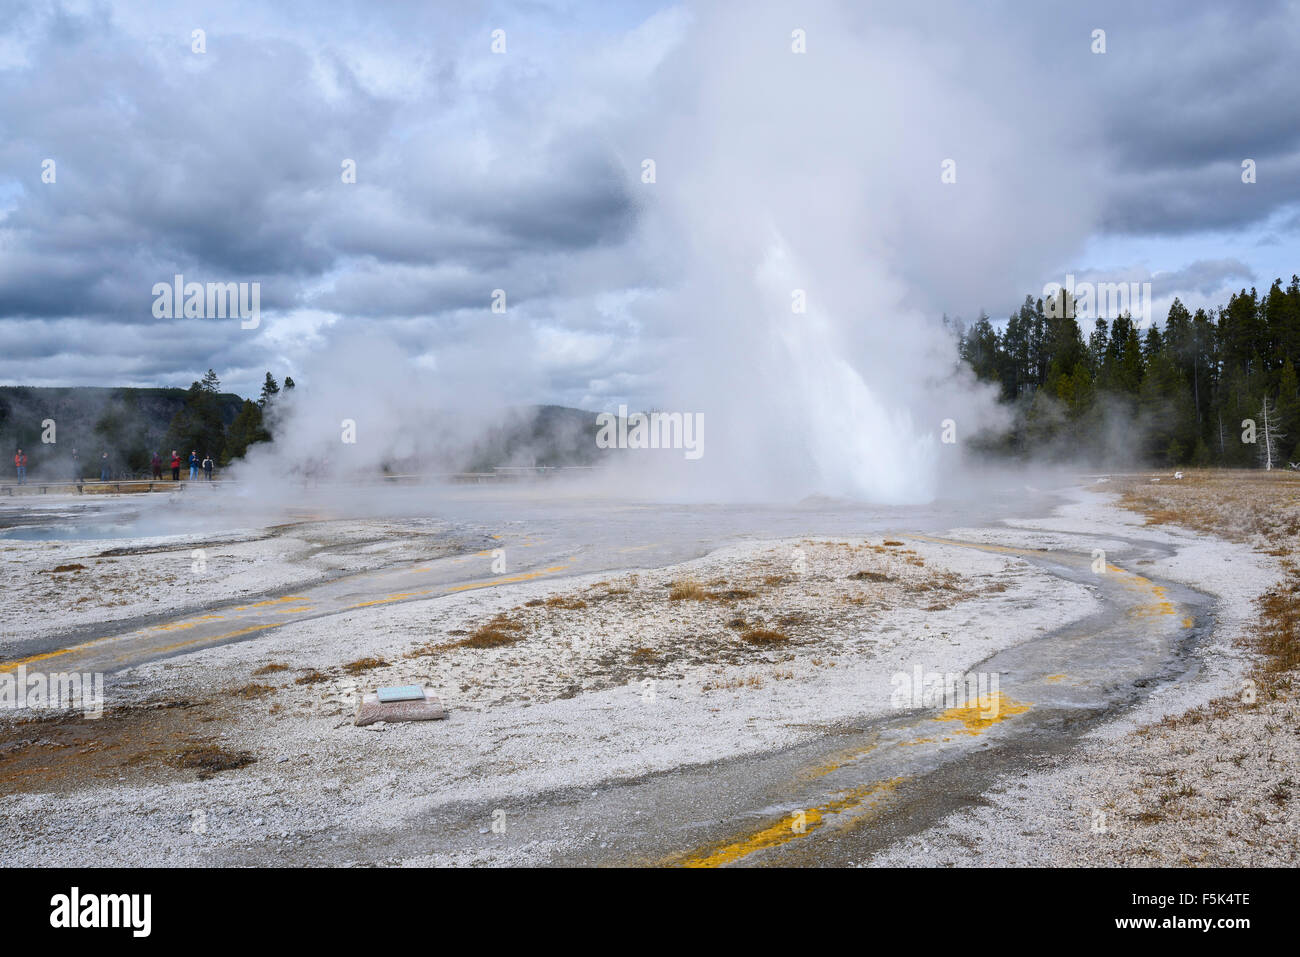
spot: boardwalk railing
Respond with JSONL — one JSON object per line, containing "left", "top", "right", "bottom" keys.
{"left": 1, "top": 465, "right": 600, "bottom": 496}
{"left": 0, "top": 478, "right": 203, "bottom": 496}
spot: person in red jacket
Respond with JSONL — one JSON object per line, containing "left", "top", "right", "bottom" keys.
{"left": 170, "top": 450, "right": 181, "bottom": 481}
{"left": 13, "top": 449, "right": 27, "bottom": 485}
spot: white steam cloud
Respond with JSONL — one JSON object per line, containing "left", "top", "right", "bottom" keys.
{"left": 605, "top": 1, "right": 1102, "bottom": 501}
{"left": 235, "top": 0, "right": 1107, "bottom": 504}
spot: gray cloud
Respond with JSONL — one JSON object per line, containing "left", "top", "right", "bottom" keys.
{"left": 1151, "top": 259, "right": 1257, "bottom": 299}
{"left": 1, "top": 0, "right": 1298, "bottom": 400}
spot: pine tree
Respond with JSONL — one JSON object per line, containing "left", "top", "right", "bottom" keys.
{"left": 164, "top": 381, "right": 226, "bottom": 461}
{"left": 1282, "top": 276, "right": 1300, "bottom": 371}
{"left": 1221, "top": 288, "right": 1265, "bottom": 377}
{"left": 1190, "top": 307, "right": 1216, "bottom": 431}
{"left": 223, "top": 399, "right": 270, "bottom": 463}
{"left": 1087, "top": 318, "right": 1109, "bottom": 377}
{"left": 961, "top": 313, "right": 1000, "bottom": 385}
{"left": 258, "top": 373, "right": 280, "bottom": 408}
{"left": 1277, "top": 359, "right": 1300, "bottom": 462}
{"left": 1003, "top": 305, "right": 1032, "bottom": 396}
{"left": 951, "top": 269, "right": 1300, "bottom": 468}
{"left": 1111, "top": 315, "right": 1145, "bottom": 394}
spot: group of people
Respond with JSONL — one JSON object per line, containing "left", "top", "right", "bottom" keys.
{"left": 11, "top": 447, "right": 215, "bottom": 484}
{"left": 150, "top": 450, "right": 214, "bottom": 481}
{"left": 12, "top": 447, "right": 111, "bottom": 483}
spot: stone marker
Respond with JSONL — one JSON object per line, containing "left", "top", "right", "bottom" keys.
{"left": 355, "top": 685, "right": 446, "bottom": 726}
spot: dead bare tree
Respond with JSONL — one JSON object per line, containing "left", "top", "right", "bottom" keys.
{"left": 1257, "top": 396, "right": 1286, "bottom": 471}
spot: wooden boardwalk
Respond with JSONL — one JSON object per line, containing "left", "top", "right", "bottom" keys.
{"left": 0, "top": 478, "right": 206, "bottom": 496}
{"left": 0, "top": 465, "right": 600, "bottom": 496}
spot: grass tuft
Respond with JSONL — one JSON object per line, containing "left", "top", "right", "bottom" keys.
{"left": 849, "top": 570, "right": 891, "bottom": 582}
{"left": 669, "top": 579, "right": 710, "bottom": 601}
{"left": 168, "top": 745, "right": 256, "bottom": 780}
{"left": 669, "top": 579, "right": 756, "bottom": 602}
{"left": 457, "top": 614, "right": 527, "bottom": 649}
{"left": 740, "top": 627, "right": 789, "bottom": 646}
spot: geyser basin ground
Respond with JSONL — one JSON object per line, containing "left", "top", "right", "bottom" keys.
{"left": 0, "top": 474, "right": 1294, "bottom": 866}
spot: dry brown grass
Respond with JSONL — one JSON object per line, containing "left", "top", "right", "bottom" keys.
{"left": 713, "top": 587, "right": 757, "bottom": 601}
{"left": 544, "top": 595, "right": 588, "bottom": 610}
{"left": 668, "top": 578, "right": 710, "bottom": 601}
{"left": 669, "top": 578, "right": 757, "bottom": 602}
{"left": 1257, "top": 577, "right": 1300, "bottom": 676}
{"left": 1115, "top": 469, "right": 1300, "bottom": 693}
{"left": 232, "top": 682, "right": 275, "bottom": 698}
{"left": 341, "top": 656, "right": 389, "bottom": 675}
{"left": 740, "top": 627, "right": 789, "bottom": 646}
{"left": 702, "top": 674, "right": 766, "bottom": 691}
{"left": 252, "top": 663, "right": 289, "bottom": 676}
{"left": 849, "top": 570, "right": 891, "bottom": 582}
{"left": 702, "top": 667, "right": 796, "bottom": 691}
{"left": 456, "top": 614, "right": 527, "bottom": 649}
{"left": 166, "top": 744, "right": 256, "bottom": 780}
{"left": 1118, "top": 469, "right": 1300, "bottom": 541}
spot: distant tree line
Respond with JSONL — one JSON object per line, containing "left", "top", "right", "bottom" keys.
{"left": 162, "top": 370, "right": 294, "bottom": 467}
{"left": 952, "top": 276, "right": 1300, "bottom": 467}
{"left": 0, "top": 372, "right": 293, "bottom": 479}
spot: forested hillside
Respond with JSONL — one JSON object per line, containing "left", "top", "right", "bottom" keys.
{"left": 0, "top": 372, "right": 602, "bottom": 480}
{"left": 955, "top": 277, "right": 1300, "bottom": 467}
{"left": 0, "top": 371, "right": 287, "bottom": 478}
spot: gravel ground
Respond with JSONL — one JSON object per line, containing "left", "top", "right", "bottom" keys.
{"left": 5, "top": 475, "right": 1291, "bottom": 866}
{"left": 0, "top": 530, "right": 1093, "bottom": 865}
{"left": 0, "top": 494, "right": 464, "bottom": 649}
{"left": 869, "top": 474, "right": 1299, "bottom": 866}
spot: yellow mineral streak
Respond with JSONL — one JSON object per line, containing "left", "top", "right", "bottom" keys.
{"left": 676, "top": 777, "right": 906, "bottom": 868}
{"left": 932, "top": 691, "right": 1031, "bottom": 735}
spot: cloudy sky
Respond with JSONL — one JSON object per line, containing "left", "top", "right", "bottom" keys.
{"left": 2, "top": 0, "right": 1298, "bottom": 403}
